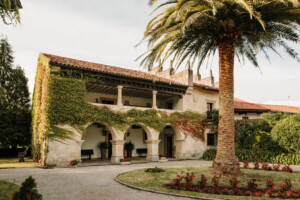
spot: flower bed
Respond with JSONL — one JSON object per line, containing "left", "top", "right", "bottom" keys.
{"left": 167, "top": 170, "right": 299, "bottom": 199}
{"left": 117, "top": 166, "right": 300, "bottom": 200}
{"left": 120, "top": 158, "right": 132, "bottom": 165}
{"left": 68, "top": 159, "right": 81, "bottom": 167}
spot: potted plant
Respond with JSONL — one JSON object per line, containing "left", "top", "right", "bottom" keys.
{"left": 98, "top": 142, "right": 108, "bottom": 159}
{"left": 120, "top": 158, "right": 132, "bottom": 165}
{"left": 124, "top": 141, "right": 134, "bottom": 158}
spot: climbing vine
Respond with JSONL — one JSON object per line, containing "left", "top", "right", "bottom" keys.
{"left": 32, "top": 54, "right": 207, "bottom": 165}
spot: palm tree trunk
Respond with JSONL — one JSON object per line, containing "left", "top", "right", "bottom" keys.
{"left": 213, "top": 39, "right": 240, "bottom": 175}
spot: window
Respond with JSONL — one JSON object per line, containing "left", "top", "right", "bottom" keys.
{"left": 207, "top": 133, "right": 215, "bottom": 146}
{"left": 207, "top": 103, "right": 213, "bottom": 119}
{"left": 165, "top": 101, "right": 173, "bottom": 109}
{"left": 146, "top": 103, "right": 152, "bottom": 108}
{"left": 124, "top": 100, "right": 130, "bottom": 106}
{"left": 100, "top": 98, "right": 117, "bottom": 105}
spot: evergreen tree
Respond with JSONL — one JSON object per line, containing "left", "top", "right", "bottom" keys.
{"left": 0, "top": 38, "right": 31, "bottom": 148}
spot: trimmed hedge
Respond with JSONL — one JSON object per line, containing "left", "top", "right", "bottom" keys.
{"left": 202, "top": 148, "right": 300, "bottom": 165}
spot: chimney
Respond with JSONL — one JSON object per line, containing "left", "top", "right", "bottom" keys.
{"left": 210, "top": 69, "right": 215, "bottom": 86}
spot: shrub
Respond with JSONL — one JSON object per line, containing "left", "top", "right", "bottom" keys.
{"left": 236, "top": 120, "right": 278, "bottom": 151}
{"left": 145, "top": 167, "right": 165, "bottom": 173}
{"left": 247, "top": 179, "right": 258, "bottom": 191}
{"left": 229, "top": 176, "right": 240, "bottom": 189}
{"left": 254, "top": 158, "right": 260, "bottom": 170}
{"left": 211, "top": 175, "right": 220, "bottom": 188}
{"left": 202, "top": 148, "right": 216, "bottom": 160}
{"left": 201, "top": 148, "right": 300, "bottom": 165}
{"left": 198, "top": 175, "right": 207, "bottom": 189}
{"left": 282, "top": 164, "right": 293, "bottom": 173}
{"left": 271, "top": 114, "right": 300, "bottom": 153}
{"left": 11, "top": 176, "right": 42, "bottom": 200}
{"left": 265, "top": 179, "right": 275, "bottom": 190}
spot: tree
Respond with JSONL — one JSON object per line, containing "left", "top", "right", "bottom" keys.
{"left": 0, "top": 0, "right": 22, "bottom": 25}
{"left": 140, "top": 0, "right": 300, "bottom": 175}
{"left": 0, "top": 38, "right": 31, "bottom": 148}
{"left": 271, "top": 114, "right": 300, "bottom": 153}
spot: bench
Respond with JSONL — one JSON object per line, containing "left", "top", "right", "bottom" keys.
{"left": 136, "top": 148, "right": 147, "bottom": 157}
{"left": 18, "top": 147, "right": 29, "bottom": 162}
{"left": 81, "top": 149, "right": 94, "bottom": 160}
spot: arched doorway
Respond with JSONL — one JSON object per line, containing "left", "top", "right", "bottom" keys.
{"left": 159, "top": 126, "right": 176, "bottom": 158}
{"left": 81, "top": 123, "right": 113, "bottom": 161}
{"left": 124, "top": 125, "right": 149, "bottom": 159}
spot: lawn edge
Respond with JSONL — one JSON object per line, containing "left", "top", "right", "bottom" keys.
{"left": 114, "top": 172, "right": 221, "bottom": 200}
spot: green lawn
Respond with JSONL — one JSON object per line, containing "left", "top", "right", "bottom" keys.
{"left": 117, "top": 166, "right": 300, "bottom": 200}
{"left": 0, "top": 158, "right": 38, "bottom": 168}
{"left": 0, "top": 181, "right": 19, "bottom": 200}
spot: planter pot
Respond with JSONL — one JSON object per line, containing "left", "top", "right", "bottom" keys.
{"left": 126, "top": 150, "right": 132, "bottom": 158}
{"left": 120, "top": 161, "right": 131, "bottom": 165}
{"left": 158, "top": 157, "right": 168, "bottom": 163}
{"left": 100, "top": 149, "right": 106, "bottom": 160}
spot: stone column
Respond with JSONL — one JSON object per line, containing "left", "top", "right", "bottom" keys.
{"left": 175, "top": 139, "right": 185, "bottom": 159}
{"left": 146, "top": 140, "right": 160, "bottom": 161}
{"left": 117, "top": 85, "right": 123, "bottom": 106}
{"left": 152, "top": 90, "right": 157, "bottom": 109}
{"left": 110, "top": 140, "right": 125, "bottom": 164}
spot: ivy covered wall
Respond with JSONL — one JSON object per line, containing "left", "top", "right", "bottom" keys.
{"left": 32, "top": 54, "right": 206, "bottom": 165}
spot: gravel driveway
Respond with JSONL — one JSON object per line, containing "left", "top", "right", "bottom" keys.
{"left": 0, "top": 160, "right": 213, "bottom": 200}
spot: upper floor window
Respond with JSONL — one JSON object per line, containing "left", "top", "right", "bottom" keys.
{"left": 207, "top": 103, "right": 213, "bottom": 119}
{"left": 165, "top": 101, "right": 173, "bottom": 110}
{"left": 100, "top": 97, "right": 117, "bottom": 105}
{"left": 207, "top": 133, "right": 216, "bottom": 146}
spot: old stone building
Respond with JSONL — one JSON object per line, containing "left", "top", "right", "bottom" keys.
{"left": 32, "top": 53, "right": 220, "bottom": 167}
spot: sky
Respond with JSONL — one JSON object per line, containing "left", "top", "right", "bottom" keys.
{"left": 1, "top": 0, "right": 300, "bottom": 107}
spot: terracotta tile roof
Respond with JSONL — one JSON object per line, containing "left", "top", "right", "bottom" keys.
{"left": 258, "top": 104, "right": 300, "bottom": 114}
{"left": 234, "top": 98, "right": 270, "bottom": 112}
{"left": 234, "top": 98, "right": 300, "bottom": 114}
{"left": 193, "top": 83, "right": 219, "bottom": 91}
{"left": 41, "top": 53, "right": 187, "bottom": 87}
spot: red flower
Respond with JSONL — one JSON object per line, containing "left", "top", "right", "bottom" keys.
{"left": 254, "top": 192, "right": 261, "bottom": 197}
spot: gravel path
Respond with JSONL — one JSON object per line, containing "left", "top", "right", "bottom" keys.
{"left": 0, "top": 160, "right": 213, "bottom": 200}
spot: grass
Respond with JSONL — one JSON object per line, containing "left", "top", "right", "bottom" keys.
{"left": 0, "top": 158, "right": 38, "bottom": 168}
{"left": 0, "top": 181, "right": 19, "bottom": 200}
{"left": 117, "top": 166, "right": 300, "bottom": 200}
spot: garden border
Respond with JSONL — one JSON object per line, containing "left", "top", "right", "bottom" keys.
{"left": 115, "top": 172, "right": 221, "bottom": 200}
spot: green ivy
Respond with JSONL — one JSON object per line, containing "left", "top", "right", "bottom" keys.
{"left": 32, "top": 60, "right": 206, "bottom": 165}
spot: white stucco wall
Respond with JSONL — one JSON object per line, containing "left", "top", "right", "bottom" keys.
{"left": 81, "top": 124, "right": 106, "bottom": 159}
{"left": 234, "top": 113, "right": 263, "bottom": 120}
{"left": 125, "top": 128, "right": 147, "bottom": 157}
{"left": 182, "top": 87, "right": 219, "bottom": 113}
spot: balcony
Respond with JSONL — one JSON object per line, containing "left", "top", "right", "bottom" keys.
{"left": 85, "top": 82, "right": 183, "bottom": 113}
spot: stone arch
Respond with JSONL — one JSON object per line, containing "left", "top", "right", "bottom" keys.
{"left": 124, "top": 123, "right": 154, "bottom": 140}
{"left": 81, "top": 122, "right": 118, "bottom": 161}
{"left": 83, "top": 122, "right": 118, "bottom": 140}
{"left": 164, "top": 124, "right": 185, "bottom": 140}
{"left": 159, "top": 124, "right": 186, "bottom": 159}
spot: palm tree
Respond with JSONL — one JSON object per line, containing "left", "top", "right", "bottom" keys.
{"left": 139, "top": 0, "right": 300, "bottom": 175}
